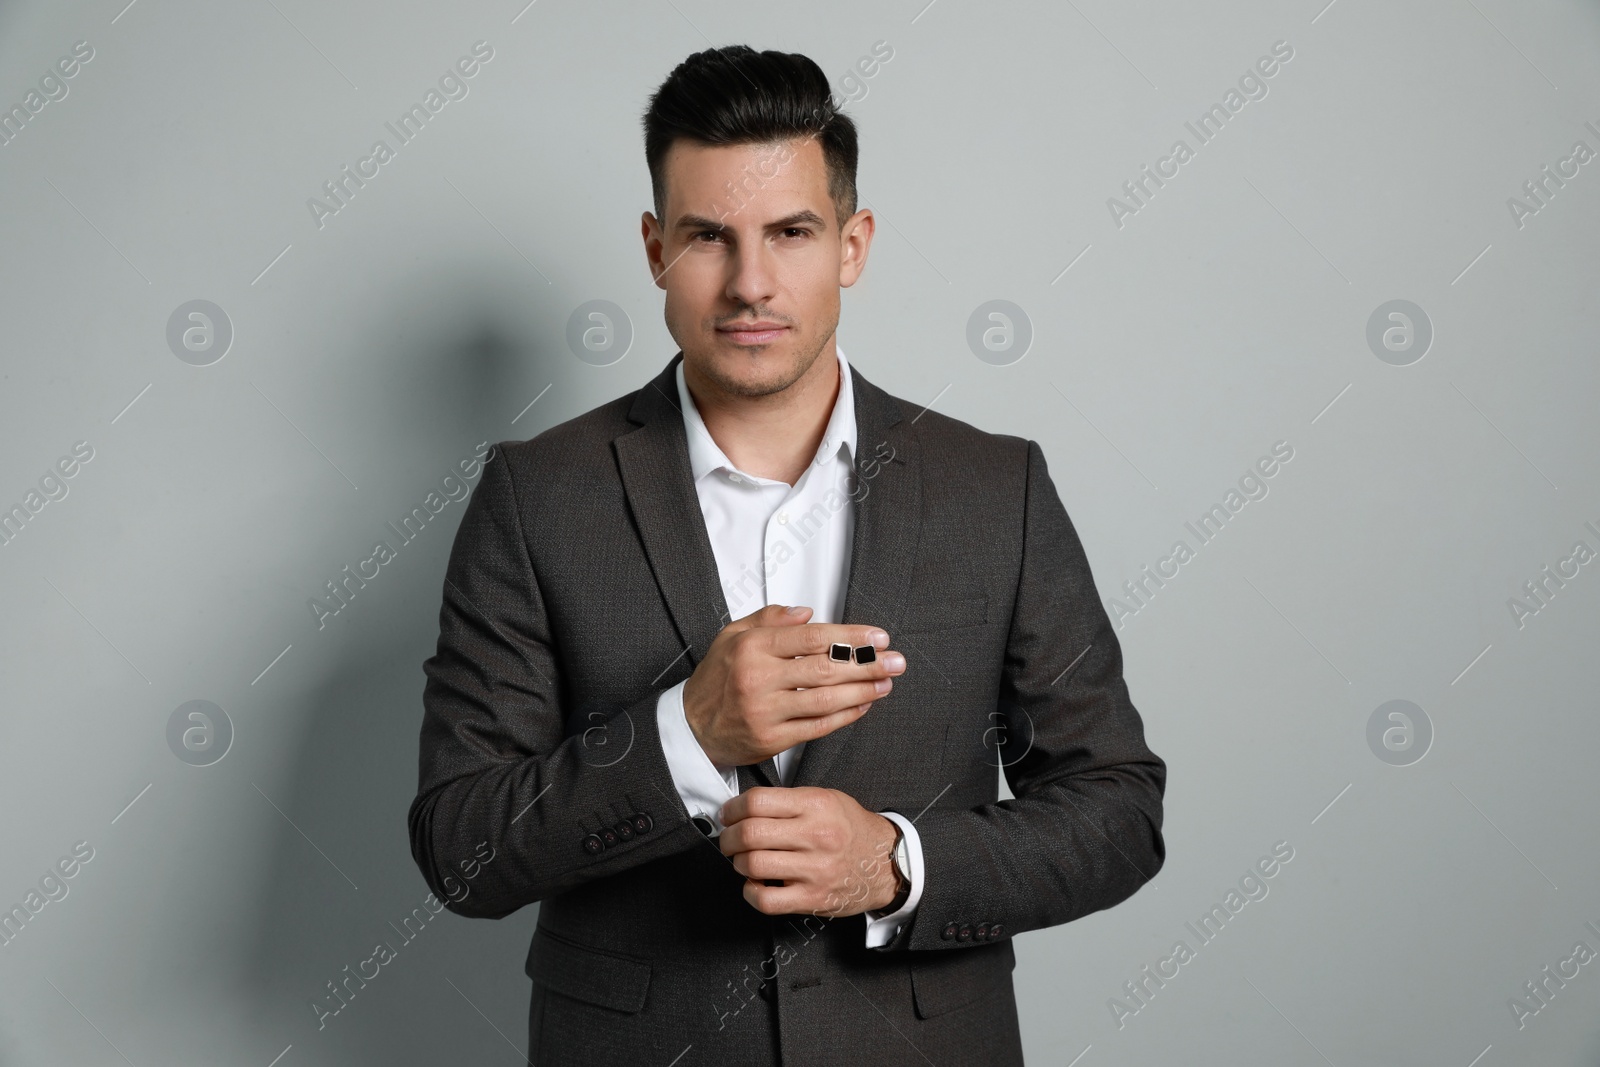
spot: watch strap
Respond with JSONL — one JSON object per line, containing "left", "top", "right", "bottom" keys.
{"left": 872, "top": 823, "right": 912, "bottom": 916}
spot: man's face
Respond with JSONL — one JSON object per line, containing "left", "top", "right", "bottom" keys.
{"left": 642, "top": 136, "right": 873, "bottom": 399}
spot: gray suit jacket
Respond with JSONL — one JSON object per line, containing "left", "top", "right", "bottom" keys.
{"left": 408, "top": 351, "right": 1166, "bottom": 1066}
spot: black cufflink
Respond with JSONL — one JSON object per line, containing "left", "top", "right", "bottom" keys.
{"left": 691, "top": 815, "right": 716, "bottom": 836}
{"left": 829, "top": 642, "right": 852, "bottom": 662}
{"left": 852, "top": 645, "right": 876, "bottom": 664}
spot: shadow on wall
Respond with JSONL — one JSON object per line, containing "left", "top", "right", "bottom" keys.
{"left": 239, "top": 268, "right": 566, "bottom": 1064}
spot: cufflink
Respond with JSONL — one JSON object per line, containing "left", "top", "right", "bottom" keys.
{"left": 829, "top": 642, "right": 852, "bottom": 662}
{"left": 852, "top": 645, "right": 876, "bottom": 665}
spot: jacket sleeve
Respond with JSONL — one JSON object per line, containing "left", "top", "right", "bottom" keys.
{"left": 407, "top": 444, "right": 707, "bottom": 919}
{"left": 873, "top": 438, "right": 1167, "bottom": 952}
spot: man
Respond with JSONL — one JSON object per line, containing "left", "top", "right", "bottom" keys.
{"left": 408, "top": 44, "right": 1165, "bottom": 1067}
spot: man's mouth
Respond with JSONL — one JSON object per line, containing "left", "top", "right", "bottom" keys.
{"left": 717, "top": 321, "right": 789, "bottom": 345}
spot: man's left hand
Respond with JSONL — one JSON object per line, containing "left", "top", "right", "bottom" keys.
{"left": 718, "top": 786, "right": 901, "bottom": 917}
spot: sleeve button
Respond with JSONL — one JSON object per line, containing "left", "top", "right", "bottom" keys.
{"left": 633, "top": 812, "right": 654, "bottom": 834}
{"left": 581, "top": 834, "right": 604, "bottom": 855}
{"left": 940, "top": 922, "right": 958, "bottom": 941}
{"left": 956, "top": 923, "right": 973, "bottom": 942}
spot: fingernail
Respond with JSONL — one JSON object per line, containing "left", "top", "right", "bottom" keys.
{"left": 882, "top": 652, "right": 905, "bottom": 672}
{"left": 786, "top": 605, "right": 809, "bottom": 616}
{"left": 868, "top": 629, "right": 889, "bottom": 648}
{"left": 874, "top": 678, "right": 892, "bottom": 694}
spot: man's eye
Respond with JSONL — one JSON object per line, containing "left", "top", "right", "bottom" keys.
{"left": 781, "top": 228, "right": 809, "bottom": 239}
{"left": 695, "top": 230, "right": 725, "bottom": 243}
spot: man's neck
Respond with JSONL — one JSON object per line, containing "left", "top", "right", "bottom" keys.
{"left": 683, "top": 336, "right": 839, "bottom": 487}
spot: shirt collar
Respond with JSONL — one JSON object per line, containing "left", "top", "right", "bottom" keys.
{"left": 676, "top": 342, "right": 858, "bottom": 484}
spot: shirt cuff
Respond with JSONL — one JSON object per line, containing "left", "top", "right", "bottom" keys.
{"left": 864, "top": 810, "right": 924, "bottom": 948}
{"left": 655, "top": 679, "right": 738, "bottom": 835}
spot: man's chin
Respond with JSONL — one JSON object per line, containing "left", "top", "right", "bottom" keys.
{"left": 694, "top": 342, "right": 806, "bottom": 397}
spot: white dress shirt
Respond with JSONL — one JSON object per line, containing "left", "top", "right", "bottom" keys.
{"left": 654, "top": 342, "right": 925, "bottom": 948}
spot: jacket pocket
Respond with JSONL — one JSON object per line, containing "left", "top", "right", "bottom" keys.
{"left": 909, "top": 940, "right": 1016, "bottom": 1019}
{"left": 525, "top": 924, "right": 652, "bottom": 1014}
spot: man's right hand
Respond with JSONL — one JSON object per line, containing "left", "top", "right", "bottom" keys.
{"left": 682, "top": 603, "right": 905, "bottom": 768}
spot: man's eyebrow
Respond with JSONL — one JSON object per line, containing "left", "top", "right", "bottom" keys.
{"left": 768, "top": 210, "right": 828, "bottom": 230}
{"left": 672, "top": 210, "right": 829, "bottom": 233}
{"left": 674, "top": 214, "right": 729, "bottom": 232}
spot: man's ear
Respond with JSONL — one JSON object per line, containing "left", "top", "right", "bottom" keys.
{"left": 641, "top": 211, "right": 666, "bottom": 288}
{"left": 838, "top": 208, "right": 874, "bottom": 288}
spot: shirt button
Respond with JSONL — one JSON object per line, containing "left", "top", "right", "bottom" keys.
{"left": 777, "top": 511, "right": 789, "bottom": 524}
{"left": 729, "top": 473, "right": 742, "bottom": 484}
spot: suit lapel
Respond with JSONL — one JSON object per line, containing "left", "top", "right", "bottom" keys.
{"left": 790, "top": 361, "right": 920, "bottom": 789}
{"left": 614, "top": 353, "right": 782, "bottom": 787}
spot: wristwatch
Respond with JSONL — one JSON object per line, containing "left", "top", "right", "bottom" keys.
{"left": 870, "top": 822, "right": 911, "bottom": 917}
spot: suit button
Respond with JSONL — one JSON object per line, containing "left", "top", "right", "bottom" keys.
{"left": 975, "top": 922, "right": 990, "bottom": 940}
{"left": 989, "top": 922, "right": 1004, "bottom": 938}
{"left": 615, "top": 820, "right": 634, "bottom": 841}
{"left": 941, "top": 922, "right": 958, "bottom": 941}
{"left": 600, "top": 828, "right": 619, "bottom": 848}
{"left": 581, "top": 834, "right": 604, "bottom": 855}
{"left": 956, "top": 923, "right": 973, "bottom": 942}
{"left": 692, "top": 815, "right": 716, "bottom": 836}
{"left": 633, "top": 811, "right": 653, "bottom": 834}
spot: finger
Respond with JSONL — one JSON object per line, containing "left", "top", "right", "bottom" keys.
{"left": 770, "top": 647, "right": 905, "bottom": 694}
{"left": 758, "top": 702, "right": 872, "bottom": 750}
{"left": 730, "top": 848, "right": 808, "bottom": 882}
{"left": 718, "top": 823, "right": 743, "bottom": 856}
{"left": 764, "top": 622, "right": 889, "bottom": 660}
{"left": 720, "top": 787, "right": 808, "bottom": 830}
{"left": 721, "top": 602, "right": 811, "bottom": 637}
{"left": 792, "top": 702, "right": 875, "bottom": 743}
{"left": 771, "top": 678, "right": 893, "bottom": 722}
{"left": 743, "top": 878, "right": 820, "bottom": 916}
{"left": 719, "top": 818, "right": 798, "bottom": 859}
{"left": 740, "top": 695, "right": 877, "bottom": 757}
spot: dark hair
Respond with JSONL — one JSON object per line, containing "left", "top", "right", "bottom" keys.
{"left": 642, "top": 45, "right": 858, "bottom": 227}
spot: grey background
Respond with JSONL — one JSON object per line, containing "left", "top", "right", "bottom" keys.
{"left": 1, "top": 0, "right": 1597, "bottom": 1063}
